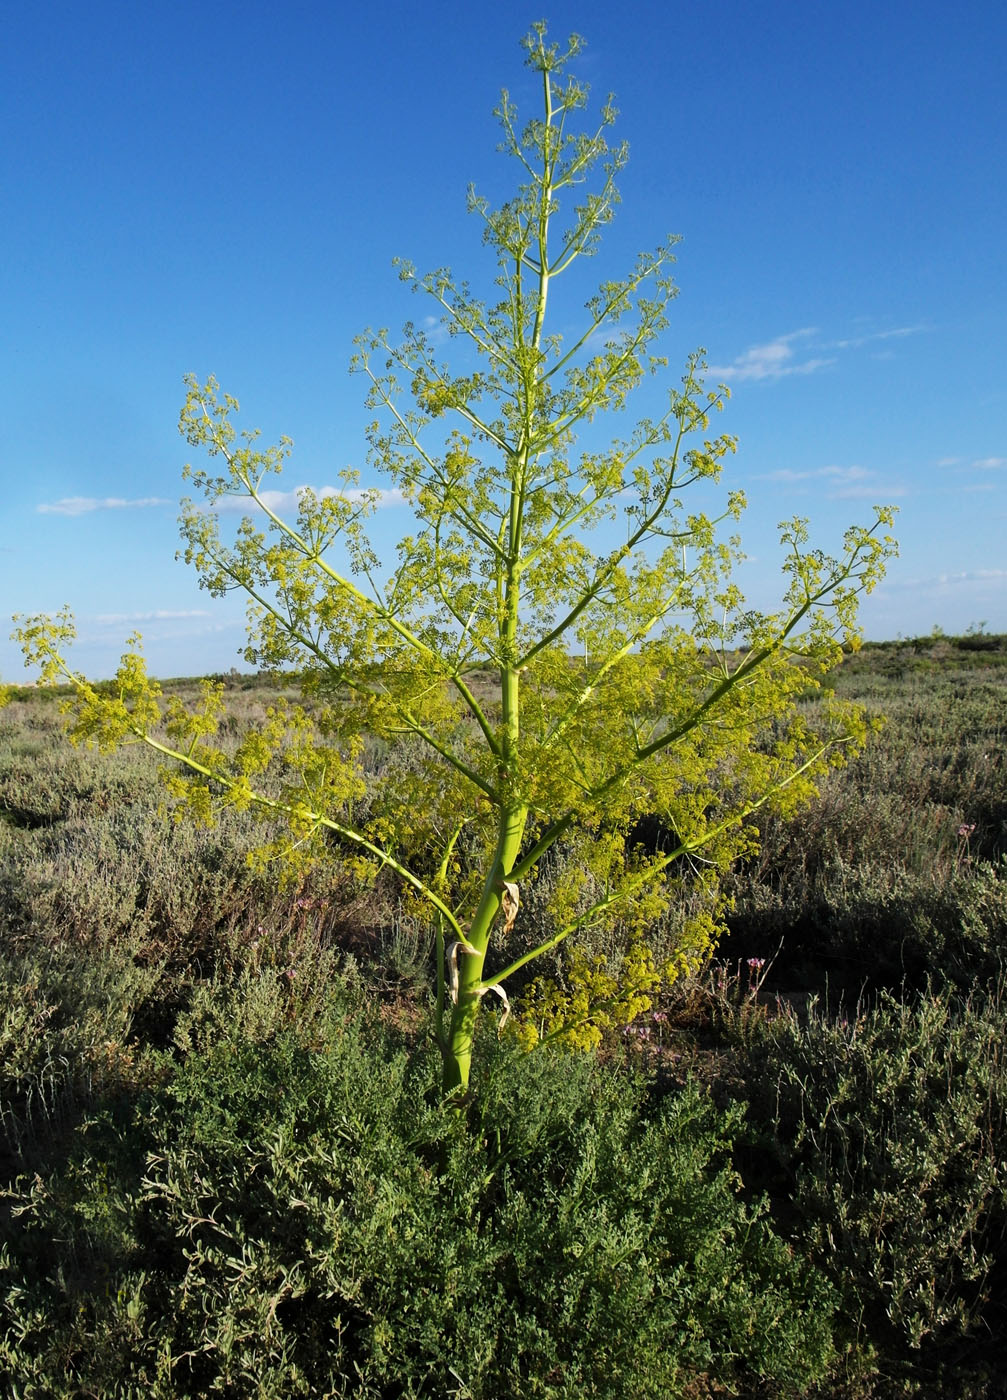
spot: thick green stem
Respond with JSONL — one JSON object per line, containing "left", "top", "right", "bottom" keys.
{"left": 444, "top": 606, "right": 525, "bottom": 1091}
{"left": 443, "top": 800, "right": 526, "bottom": 1093}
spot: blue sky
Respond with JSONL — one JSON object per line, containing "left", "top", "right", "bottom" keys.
{"left": 3, "top": 0, "right": 1005, "bottom": 679}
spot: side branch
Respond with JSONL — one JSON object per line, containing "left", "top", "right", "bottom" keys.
{"left": 137, "top": 730, "right": 466, "bottom": 940}
{"left": 184, "top": 526, "right": 501, "bottom": 790}
{"left": 485, "top": 740, "right": 844, "bottom": 989}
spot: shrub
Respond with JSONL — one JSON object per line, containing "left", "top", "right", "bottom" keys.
{"left": 0, "top": 978, "right": 836, "bottom": 1398}
{"left": 0, "top": 941, "right": 160, "bottom": 1177}
{"left": 725, "top": 638, "right": 1007, "bottom": 997}
{"left": 734, "top": 983, "right": 1007, "bottom": 1386}
{"left": 731, "top": 856, "right": 1007, "bottom": 995}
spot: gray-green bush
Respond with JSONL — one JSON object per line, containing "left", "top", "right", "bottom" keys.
{"left": 732, "top": 982, "right": 1007, "bottom": 1389}
{"left": 5, "top": 643, "right": 1007, "bottom": 1395}
{"left": 727, "top": 637, "right": 1007, "bottom": 994}
{"left": 0, "top": 974, "right": 836, "bottom": 1399}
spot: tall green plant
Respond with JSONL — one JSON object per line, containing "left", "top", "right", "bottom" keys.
{"left": 16, "top": 26, "right": 895, "bottom": 1094}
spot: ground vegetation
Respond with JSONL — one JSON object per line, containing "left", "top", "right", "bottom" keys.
{"left": 1, "top": 634, "right": 1006, "bottom": 1394}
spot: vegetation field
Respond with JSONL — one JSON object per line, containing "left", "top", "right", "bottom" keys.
{"left": 1, "top": 632, "right": 1006, "bottom": 1397}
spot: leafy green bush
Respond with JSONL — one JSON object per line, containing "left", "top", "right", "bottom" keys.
{"left": 734, "top": 983, "right": 1007, "bottom": 1383}
{"left": 727, "top": 639, "right": 1007, "bottom": 996}
{"left": 732, "top": 856, "right": 1007, "bottom": 994}
{"left": 0, "top": 977, "right": 836, "bottom": 1398}
{"left": 6, "top": 646, "right": 1007, "bottom": 1394}
{"left": 0, "top": 942, "right": 160, "bottom": 1177}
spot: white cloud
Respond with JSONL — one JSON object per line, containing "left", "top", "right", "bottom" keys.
{"left": 942, "top": 569, "right": 1007, "bottom": 582}
{"left": 832, "top": 325, "right": 926, "bottom": 350}
{"left": 708, "top": 322, "right": 926, "bottom": 387}
{"left": 886, "top": 567, "right": 1007, "bottom": 591}
{"left": 936, "top": 456, "right": 962, "bottom": 467}
{"left": 421, "top": 314, "right": 450, "bottom": 346}
{"left": 829, "top": 481, "right": 908, "bottom": 500}
{"left": 38, "top": 485, "right": 410, "bottom": 519}
{"left": 973, "top": 457, "right": 1006, "bottom": 470}
{"left": 38, "top": 495, "right": 172, "bottom": 516}
{"left": 211, "top": 485, "right": 407, "bottom": 513}
{"left": 763, "top": 465, "right": 871, "bottom": 485}
{"left": 94, "top": 609, "right": 210, "bottom": 625}
{"left": 706, "top": 329, "right": 834, "bottom": 383}
{"left": 761, "top": 463, "right": 905, "bottom": 500}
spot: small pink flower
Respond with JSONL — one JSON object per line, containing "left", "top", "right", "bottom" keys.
{"left": 958, "top": 823, "right": 976, "bottom": 838}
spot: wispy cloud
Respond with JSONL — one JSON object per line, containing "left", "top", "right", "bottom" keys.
{"left": 211, "top": 485, "right": 406, "bottom": 513}
{"left": 887, "top": 567, "right": 1007, "bottom": 591}
{"left": 707, "top": 329, "right": 834, "bottom": 383}
{"left": 421, "top": 314, "right": 451, "bottom": 347}
{"left": 38, "top": 495, "right": 172, "bottom": 516}
{"left": 708, "top": 323, "right": 926, "bottom": 386}
{"left": 94, "top": 609, "right": 210, "bottom": 625}
{"left": 973, "top": 457, "right": 1006, "bottom": 470}
{"left": 760, "top": 464, "right": 906, "bottom": 499}
{"left": 829, "top": 481, "right": 908, "bottom": 500}
{"left": 940, "top": 568, "right": 1007, "bottom": 583}
{"left": 38, "top": 485, "right": 408, "bottom": 518}
{"left": 74, "top": 615, "right": 242, "bottom": 650}
{"left": 832, "top": 325, "right": 926, "bottom": 350}
{"left": 763, "top": 465, "right": 870, "bottom": 485}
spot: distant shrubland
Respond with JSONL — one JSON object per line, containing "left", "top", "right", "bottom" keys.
{"left": 0, "top": 635, "right": 1005, "bottom": 1394}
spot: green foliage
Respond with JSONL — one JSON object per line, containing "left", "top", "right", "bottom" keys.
{"left": 12, "top": 26, "right": 895, "bottom": 1090}
{"left": 514, "top": 931, "right": 662, "bottom": 1050}
{"left": 727, "top": 638, "right": 1007, "bottom": 995}
{"left": 733, "top": 984, "right": 1007, "bottom": 1387}
{"left": 8, "top": 619, "right": 1007, "bottom": 1393}
{"left": 747, "top": 856, "right": 1007, "bottom": 996}
{"left": 0, "top": 941, "right": 160, "bottom": 1174}
{"left": 0, "top": 977, "right": 836, "bottom": 1398}
{"left": 0, "top": 712, "right": 257, "bottom": 962}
